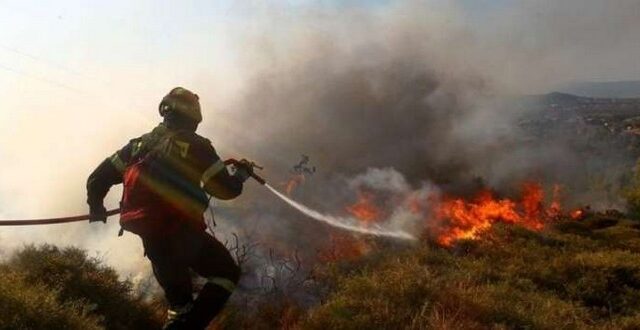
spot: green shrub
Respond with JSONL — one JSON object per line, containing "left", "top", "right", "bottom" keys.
{"left": 3, "top": 244, "right": 162, "bottom": 330}
{"left": 0, "top": 270, "right": 100, "bottom": 330}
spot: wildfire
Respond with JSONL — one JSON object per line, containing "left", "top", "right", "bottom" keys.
{"left": 318, "top": 233, "right": 372, "bottom": 262}
{"left": 548, "top": 184, "right": 563, "bottom": 218}
{"left": 570, "top": 209, "right": 585, "bottom": 220}
{"left": 281, "top": 174, "right": 306, "bottom": 195}
{"left": 318, "top": 192, "right": 384, "bottom": 262}
{"left": 431, "top": 182, "right": 559, "bottom": 246}
{"left": 346, "top": 191, "right": 382, "bottom": 225}
{"left": 333, "top": 180, "right": 575, "bottom": 256}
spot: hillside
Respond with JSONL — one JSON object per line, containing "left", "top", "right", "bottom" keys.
{"left": 1, "top": 213, "right": 639, "bottom": 329}
{"left": 206, "top": 212, "right": 640, "bottom": 329}
{"left": 558, "top": 81, "right": 640, "bottom": 99}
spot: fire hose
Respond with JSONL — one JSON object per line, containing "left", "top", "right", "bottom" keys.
{"left": 0, "top": 208, "right": 121, "bottom": 226}
{"left": 0, "top": 159, "right": 265, "bottom": 226}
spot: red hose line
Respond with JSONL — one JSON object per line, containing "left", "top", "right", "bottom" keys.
{"left": 0, "top": 209, "right": 120, "bottom": 226}
{"left": 0, "top": 160, "right": 262, "bottom": 226}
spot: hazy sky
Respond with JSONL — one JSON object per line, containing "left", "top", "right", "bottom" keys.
{"left": 0, "top": 0, "right": 636, "bottom": 103}
{"left": 0, "top": 0, "right": 637, "bottom": 191}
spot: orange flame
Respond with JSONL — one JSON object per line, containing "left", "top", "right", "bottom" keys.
{"left": 547, "top": 184, "right": 563, "bottom": 218}
{"left": 318, "top": 233, "right": 371, "bottom": 262}
{"left": 346, "top": 191, "right": 382, "bottom": 225}
{"left": 281, "top": 174, "right": 306, "bottom": 195}
{"left": 431, "top": 182, "right": 557, "bottom": 246}
{"left": 570, "top": 209, "right": 585, "bottom": 220}
{"left": 327, "top": 181, "right": 576, "bottom": 261}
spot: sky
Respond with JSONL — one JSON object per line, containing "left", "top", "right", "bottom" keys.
{"left": 0, "top": 0, "right": 638, "bottom": 277}
{"left": 0, "top": 0, "right": 636, "bottom": 103}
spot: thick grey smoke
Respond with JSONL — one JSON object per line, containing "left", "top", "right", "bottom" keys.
{"left": 212, "top": 0, "right": 639, "bottom": 200}
{"left": 203, "top": 0, "right": 640, "bottom": 264}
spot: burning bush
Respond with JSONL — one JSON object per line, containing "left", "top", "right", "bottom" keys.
{"left": 425, "top": 182, "right": 561, "bottom": 246}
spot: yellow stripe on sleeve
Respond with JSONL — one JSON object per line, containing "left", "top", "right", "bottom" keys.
{"left": 201, "top": 160, "right": 225, "bottom": 187}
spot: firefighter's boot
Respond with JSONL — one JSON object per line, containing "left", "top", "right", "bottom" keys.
{"left": 180, "top": 282, "right": 234, "bottom": 329}
{"left": 162, "top": 302, "right": 193, "bottom": 330}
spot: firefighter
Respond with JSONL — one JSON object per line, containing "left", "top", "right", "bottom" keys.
{"left": 86, "top": 87, "right": 251, "bottom": 329}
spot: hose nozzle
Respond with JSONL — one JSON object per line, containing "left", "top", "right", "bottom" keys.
{"left": 224, "top": 158, "right": 267, "bottom": 185}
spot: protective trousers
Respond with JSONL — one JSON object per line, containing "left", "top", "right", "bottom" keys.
{"left": 142, "top": 225, "right": 240, "bottom": 330}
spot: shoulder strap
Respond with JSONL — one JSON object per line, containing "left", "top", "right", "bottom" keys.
{"left": 133, "top": 129, "right": 183, "bottom": 161}
{"left": 155, "top": 130, "right": 181, "bottom": 154}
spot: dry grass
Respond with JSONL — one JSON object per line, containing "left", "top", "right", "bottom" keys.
{"left": 300, "top": 215, "right": 640, "bottom": 329}
{"left": 2, "top": 213, "right": 640, "bottom": 329}
{"left": 0, "top": 245, "right": 163, "bottom": 330}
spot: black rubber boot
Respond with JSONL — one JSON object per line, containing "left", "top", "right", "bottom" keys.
{"left": 180, "top": 283, "right": 232, "bottom": 330}
{"left": 162, "top": 302, "right": 193, "bottom": 330}
{"left": 163, "top": 317, "right": 188, "bottom": 330}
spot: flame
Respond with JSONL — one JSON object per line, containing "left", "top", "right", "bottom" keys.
{"left": 281, "top": 174, "right": 306, "bottom": 195}
{"left": 547, "top": 184, "right": 563, "bottom": 218}
{"left": 324, "top": 180, "right": 577, "bottom": 261}
{"left": 431, "top": 182, "right": 557, "bottom": 246}
{"left": 408, "top": 197, "right": 422, "bottom": 214}
{"left": 318, "top": 233, "right": 371, "bottom": 262}
{"left": 570, "top": 209, "right": 585, "bottom": 220}
{"left": 521, "top": 182, "right": 544, "bottom": 222}
{"left": 345, "top": 191, "right": 382, "bottom": 225}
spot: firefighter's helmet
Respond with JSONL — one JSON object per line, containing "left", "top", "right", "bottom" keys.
{"left": 159, "top": 87, "right": 202, "bottom": 123}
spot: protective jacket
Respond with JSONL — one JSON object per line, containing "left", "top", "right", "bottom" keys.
{"left": 87, "top": 123, "right": 242, "bottom": 236}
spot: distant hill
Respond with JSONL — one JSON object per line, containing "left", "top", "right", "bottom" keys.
{"left": 539, "top": 92, "right": 588, "bottom": 106}
{"left": 521, "top": 91, "right": 640, "bottom": 106}
{"left": 558, "top": 81, "right": 640, "bottom": 98}
{"left": 516, "top": 92, "right": 640, "bottom": 121}
{"left": 519, "top": 92, "right": 598, "bottom": 108}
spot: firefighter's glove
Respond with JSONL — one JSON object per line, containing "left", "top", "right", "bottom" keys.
{"left": 89, "top": 204, "right": 107, "bottom": 223}
{"left": 234, "top": 159, "right": 253, "bottom": 183}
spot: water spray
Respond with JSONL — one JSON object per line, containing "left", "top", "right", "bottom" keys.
{"left": 0, "top": 159, "right": 417, "bottom": 241}
{"left": 226, "top": 158, "right": 416, "bottom": 241}
{"left": 265, "top": 184, "right": 416, "bottom": 241}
